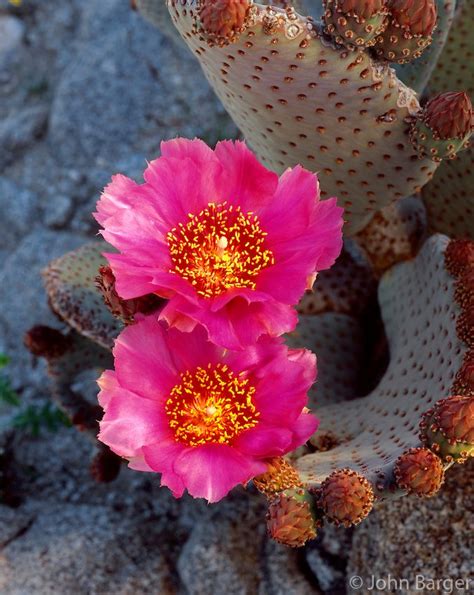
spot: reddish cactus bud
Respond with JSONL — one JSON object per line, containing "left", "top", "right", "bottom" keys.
{"left": 394, "top": 447, "right": 444, "bottom": 497}
{"left": 318, "top": 468, "right": 374, "bottom": 527}
{"left": 376, "top": 0, "right": 437, "bottom": 63}
{"left": 254, "top": 457, "right": 303, "bottom": 497}
{"left": 24, "top": 325, "right": 72, "bottom": 359}
{"left": 453, "top": 352, "right": 474, "bottom": 395}
{"left": 389, "top": 0, "right": 437, "bottom": 36}
{"left": 410, "top": 92, "right": 473, "bottom": 160}
{"left": 90, "top": 446, "right": 122, "bottom": 483}
{"left": 455, "top": 272, "right": 474, "bottom": 310}
{"left": 424, "top": 92, "right": 473, "bottom": 141}
{"left": 96, "top": 266, "right": 163, "bottom": 324}
{"left": 267, "top": 488, "right": 319, "bottom": 547}
{"left": 338, "top": 0, "right": 387, "bottom": 19}
{"left": 445, "top": 239, "right": 474, "bottom": 278}
{"left": 420, "top": 395, "right": 474, "bottom": 463}
{"left": 198, "top": 0, "right": 250, "bottom": 45}
{"left": 457, "top": 305, "right": 474, "bottom": 347}
{"left": 323, "top": 0, "right": 389, "bottom": 48}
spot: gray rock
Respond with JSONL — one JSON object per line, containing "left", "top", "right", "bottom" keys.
{"left": 0, "top": 505, "right": 33, "bottom": 549}
{"left": 347, "top": 463, "right": 474, "bottom": 595}
{"left": 0, "top": 178, "right": 39, "bottom": 249}
{"left": 0, "top": 503, "right": 177, "bottom": 595}
{"left": 0, "top": 105, "right": 49, "bottom": 167}
{"left": 0, "top": 16, "right": 24, "bottom": 61}
{"left": 0, "top": 229, "right": 86, "bottom": 390}
{"left": 44, "top": 194, "right": 74, "bottom": 228}
{"left": 261, "top": 540, "right": 318, "bottom": 595}
{"left": 177, "top": 495, "right": 266, "bottom": 595}
{"left": 48, "top": 0, "right": 236, "bottom": 168}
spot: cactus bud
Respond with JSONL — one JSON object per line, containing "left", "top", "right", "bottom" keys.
{"left": 90, "top": 446, "right": 122, "bottom": 483}
{"left": 318, "top": 468, "right": 374, "bottom": 527}
{"left": 24, "top": 325, "right": 72, "bottom": 359}
{"left": 457, "top": 305, "right": 474, "bottom": 346}
{"left": 322, "top": 0, "right": 389, "bottom": 49}
{"left": 424, "top": 92, "right": 473, "bottom": 141}
{"left": 198, "top": 0, "right": 251, "bottom": 46}
{"left": 445, "top": 239, "right": 474, "bottom": 278}
{"left": 389, "top": 0, "right": 437, "bottom": 36}
{"left": 410, "top": 92, "right": 473, "bottom": 161}
{"left": 394, "top": 447, "right": 444, "bottom": 497}
{"left": 420, "top": 395, "right": 474, "bottom": 463}
{"left": 96, "top": 265, "right": 163, "bottom": 324}
{"left": 453, "top": 354, "right": 474, "bottom": 395}
{"left": 267, "top": 488, "right": 320, "bottom": 547}
{"left": 254, "top": 457, "right": 303, "bottom": 497}
{"left": 375, "top": 0, "right": 437, "bottom": 63}
{"left": 455, "top": 271, "right": 474, "bottom": 310}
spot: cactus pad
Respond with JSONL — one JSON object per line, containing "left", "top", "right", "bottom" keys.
{"left": 354, "top": 196, "right": 427, "bottom": 275}
{"left": 165, "top": 1, "right": 443, "bottom": 235}
{"left": 294, "top": 234, "right": 470, "bottom": 494}
{"left": 43, "top": 242, "right": 123, "bottom": 350}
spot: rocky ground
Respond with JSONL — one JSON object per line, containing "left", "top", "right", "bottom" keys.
{"left": 0, "top": 1, "right": 471, "bottom": 594}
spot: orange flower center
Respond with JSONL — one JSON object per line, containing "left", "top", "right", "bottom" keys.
{"left": 167, "top": 202, "right": 274, "bottom": 298}
{"left": 165, "top": 363, "right": 260, "bottom": 446}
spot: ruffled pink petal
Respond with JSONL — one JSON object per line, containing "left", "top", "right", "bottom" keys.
{"left": 142, "top": 440, "right": 187, "bottom": 498}
{"left": 288, "top": 412, "right": 319, "bottom": 449}
{"left": 160, "top": 294, "right": 297, "bottom": 350}
{"left": 99, "top": 208, "right": 171, "bottom": 266}
{"left": 233, "top": 425, "right": 292, "bottom": 457}
{"left": 259, "top": 166, "right": 318, "bottom": 242}
{"left": 113, "top": 316, "right": 178, "bottom": 400}
{"left": 214, "top": 140, "right": 278, "bottom": 212}
{"left": 98, "top": 385, "right": 170, "bottom": 458}
{"left": 160, "top": 137, "right": 216, "bottom": 164}
{"left": 254, "top": 350, "right": 316, "bottom": 424}
{"left": 128, "top": 455, "right": 155, "bottom": 472}
{"left": 95, "top": 174, "right": 144, "bottom": 226}
{"left": 173, "top": 444, "right": 267, "bottom": 503}
{"left": 308, "top": 197, "right": 345, "bottom": 272}
{"left": 97, "top": 370, "right": 119, "bottom": 408}
{"left": 143, "top": 155, "right": 225, "bottom": 229}
{"left": 167, "top": 325, "right": 223, "bottom": 372}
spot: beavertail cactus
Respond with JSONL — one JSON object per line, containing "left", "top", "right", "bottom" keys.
{"left": 24, "top": 0, "right": 474, "bottom": 549}
{"left": 151, "top": 0, "right": 473, "bottom": 235}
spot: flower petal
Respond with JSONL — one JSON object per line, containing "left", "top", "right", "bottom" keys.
{"left": 214, "top": 140, "right": 278, "bottom": 211}
{"left": 113, "top": 316, "right": 178, "bottom": 399}
{"left": 98, "top": 386, "right": 170, "bottom": 458}
{"left": 233, "top": 425, "right": 292, "bottom": 457}
{"left": 173, "top": 444, "right": 267, "bottom": 502}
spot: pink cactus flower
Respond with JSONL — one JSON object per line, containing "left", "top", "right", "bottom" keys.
{"left": 95, "top": 138, "right": 344, "bottom": 350}
{"left": 97, "top": 315, "right": 318, "bottom": 502}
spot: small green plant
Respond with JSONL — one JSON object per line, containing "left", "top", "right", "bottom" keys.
{"left": 0, "top": 355, "right": 20, "bottom": 407}
{"left": 12, "top": 403, "right": 71, "bottom": 437}
{"left": 0, "top": 353, "right": 71, "bottom": 436}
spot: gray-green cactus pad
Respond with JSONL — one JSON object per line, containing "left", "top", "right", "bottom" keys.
{"left": 294, "top": 234, "right": 468, "bottom": 494}
{"left": 42, "top": 242, "right": 123, "bottom": 350}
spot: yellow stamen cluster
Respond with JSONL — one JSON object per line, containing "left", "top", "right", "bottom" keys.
{"left": 165, "top": 363, "right": 260, "bottom": 446}
{"left": 167, "top": 202, "right": 274, "bottom": 298}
